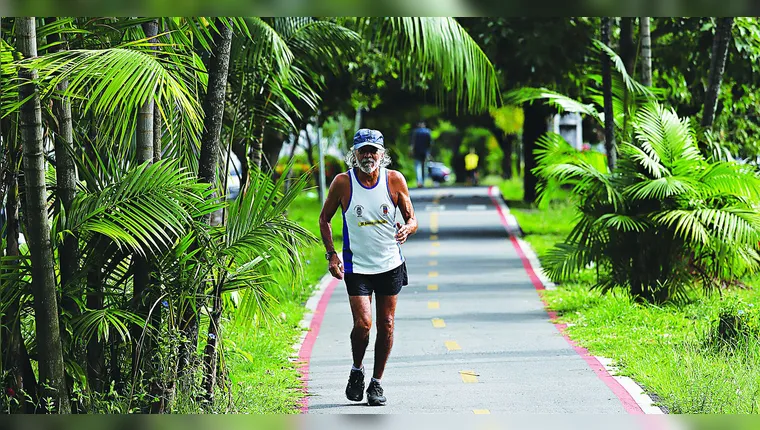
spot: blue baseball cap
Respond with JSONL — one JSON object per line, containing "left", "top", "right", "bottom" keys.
{"left": 352, "top": 128, "right": 385, "bottom": 151}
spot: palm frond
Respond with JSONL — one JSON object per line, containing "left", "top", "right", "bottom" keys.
{"left": 70, "top": 307, "right": 145, "bottom": 345}
{"left": 503, "top": 87, "right": 601, "bottom": 121}
{"left": 66, "top": 160, "right": 219, "bottom": 256}
{"left": 363, "top": 17, "right": 500, "bottom": 113}
{"left": 6, "top": 43, "right": 204, "bottom": 154}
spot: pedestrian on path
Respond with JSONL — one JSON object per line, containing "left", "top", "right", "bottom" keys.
{"left": 410, "top": 121, "right": 434, "bottom": 188}
{"left": 318, "top": 128, "right": 418, "bottom": 406}
{"left": 464, "top": 148, "right": 479, "bottom": 185}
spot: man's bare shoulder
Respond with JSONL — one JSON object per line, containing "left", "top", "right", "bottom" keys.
{"left": 387, "top": 169, "right": 409, "bottom": 184}
{"left": 332, "top": 172, "right": 350, "bottom": 187}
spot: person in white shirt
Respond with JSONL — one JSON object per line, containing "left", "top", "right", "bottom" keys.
{"left": 319, "top": 128, "right": 418, "bottom": 406}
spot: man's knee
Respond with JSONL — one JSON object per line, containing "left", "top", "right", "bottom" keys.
{"left": 377, "top": 315, "right": 394, "bottom": 334}
{"left": 353, "top": 318, "right": 372, "bottom": 334}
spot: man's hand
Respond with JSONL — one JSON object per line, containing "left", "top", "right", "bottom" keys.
{"left": 328, "top": 254, "right": 344, "bottom": 280}
{"left": 395, "top": 222, "right": 412, "bottom": 244}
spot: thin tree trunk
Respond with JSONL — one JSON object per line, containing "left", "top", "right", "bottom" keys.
{"left": 199, "top": 19, "right": 235, "bottom": 391}
{"left": 249, "top": 119, "right": 265, "bottom": 169}
{"left": 601, "top": 17, "right": 617, "bottom": 171}
{"left": 620, "top": 18, "right": 635, "bottom": 140}
{"left": 183, "top": 19, "right": 232, "bottom": 381}
{"left": 701, "top": 18, "right": 734, "bottom": 129}
{"left": 640, "top": 17, "right": 652, "bottom": 86}
{"left": 86, "top": 262, "right": 105, "bottom": 392}
{"left": 522, "top": 101, "right": 549, "bottom": 204}
{"left": 1, "top": 118, "right": 37, "bottom": 410}
{"left": 46, "top": 18, "right": 79, "bottom": 321}
{"left": 17, "top": 17, "right": 71, "bottom": 413}
{"left": 149, "top": 25, "right": 165, "bottom": 410}
{"left": 131, "top": 18, "right": 158, "bottom": 382}
{"left": 620, "top": 18, "right": 636, "bottom": 75}
{"left": 201, "top": 279, "right": 223, "bottom": 400}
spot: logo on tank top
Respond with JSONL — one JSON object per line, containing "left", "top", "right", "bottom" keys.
{"left": 355, "top": 205, "right": 364, "bottom": 217}
{"left": 380, "top": 204, "right": 390, "bottom": 217}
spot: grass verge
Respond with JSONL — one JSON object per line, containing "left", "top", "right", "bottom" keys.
{"left": 222, "top": 189, "right": 341, "bottom": 413}
{"left": 492, "top": 176, "right": 760, "bottom": 414}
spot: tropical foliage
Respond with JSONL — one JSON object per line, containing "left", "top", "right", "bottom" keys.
{"left": 0, "top": 16, "right": 500, "bottom": 413}
{"left": 536, "top": 102, "right": 760, "bottom": 303}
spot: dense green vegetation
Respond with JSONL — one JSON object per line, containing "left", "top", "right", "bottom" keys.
{"left": 3, "top": 16, "right": 760, "bottom": 414}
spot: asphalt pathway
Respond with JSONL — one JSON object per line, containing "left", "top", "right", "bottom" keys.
{"left": 304, "top": 186, "right": 630, "bottom": 414}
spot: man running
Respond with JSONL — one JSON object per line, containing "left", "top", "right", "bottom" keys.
{"left": 318, "top": 128, "right": 418, "bottom": 406}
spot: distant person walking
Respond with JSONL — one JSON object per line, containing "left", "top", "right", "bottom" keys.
{"left": 465, "top": 148, "right": 479, "bottom": 185}
{"left": 319, "top": 128, "right": 418, "bottom": 406}
{"left": 410, "top": 121, "right": 433, "bottom": 188}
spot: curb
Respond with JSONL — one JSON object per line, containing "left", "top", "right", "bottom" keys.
{"left": 291, "top": 269, "right": 341, "bottom": 413}
{"left": 487, "top": 186, "right": 664, "bottom": 415}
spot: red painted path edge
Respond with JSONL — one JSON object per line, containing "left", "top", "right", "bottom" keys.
{"left": 487, "top": 186, "right": 644, "bottom": 415}
{"left": 296, "top": 277, "right": 340, "bottom": 413}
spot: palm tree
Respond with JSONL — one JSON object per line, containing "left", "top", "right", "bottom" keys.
{"left": 702, "top": 18, "right": 735, "bottom": 129}
{"left": 16, "top": 16, "right": 71, "bottom": 413}
{"left": 640, "top": 17, "right": 652, "bottom": 86}
{"left": 601, "top": 17, "right": 616, "bottom": 170}
{"left": 536, "top": 102, "right": 760, "bottom": 303}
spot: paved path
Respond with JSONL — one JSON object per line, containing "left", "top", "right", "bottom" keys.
{"left": 303, "top": 186, "right": 632, "bottom": 414}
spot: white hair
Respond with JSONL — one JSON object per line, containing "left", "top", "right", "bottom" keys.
{"left": 344, "top": 148, "right": 392, "bottom": 169}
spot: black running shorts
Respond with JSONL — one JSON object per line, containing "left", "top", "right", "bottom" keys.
{"left": 344, "top": 262, "right": 408, "bottom": 296}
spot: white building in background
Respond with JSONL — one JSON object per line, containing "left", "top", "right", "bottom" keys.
{"left": 551, "top": 112, "right": 583, "bottom": 150}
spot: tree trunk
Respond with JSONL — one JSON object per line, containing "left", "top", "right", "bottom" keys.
{"left": 201, "top": 280, "right": 223, "bottom": 400}
{"left": 183, "top": 19, "right": 232, "bottom": 380}
{"left": 249, "top": 119, "right": 265, "bottom": 170}
{"left": 491, "top": 127, "right": 513, "bottom": 179}
{"left": 86, "top": 262, "right": 105, "bottom": 393}
{"left": 640, "top": 17, "right": 652, "bottom": 86}
{"left": 197, "top": 20, "right": 233, "bottom": 189}
{"left": 1, "top": 118, "right": 38, "bottom": 410}
{"left": 131, "top": 18, "right": 158, "bottom": 382}
{"left": 522, "top": 101, "right": 549, "bottom": 204}
{"left": 601, "top": 17, "right": 617, "bottom": 171}
{"left": 620, "top": 18, "right": 636, "bottom": 75}
{"left": 17, "top": 17, "right": 71, "bottom": 413}
{"left": 45, "top": 18, "right": 80, "bottom": 331}
{"left": 701, "top": 18, "right": 734, "bottom": 129}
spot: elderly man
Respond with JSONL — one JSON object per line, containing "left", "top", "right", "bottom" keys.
{"left": 318, "top": 128, "right": 418, "bottom": 406}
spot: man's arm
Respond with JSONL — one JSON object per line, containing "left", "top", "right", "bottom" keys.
{"left": 319, "top": 173, "right": 348, "bottom": 279}
{"left": 389, "top": 171, "right": 418, "bottom": 244}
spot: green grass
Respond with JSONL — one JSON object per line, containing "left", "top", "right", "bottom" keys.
{"left": 222, "top": 189, "right": 341, "bottom": 413}
{"left": 493, "top": 176, "right": 760, "bottom": 413}
{"left": 543, "top": 284, "right": 760, "bottom": 413}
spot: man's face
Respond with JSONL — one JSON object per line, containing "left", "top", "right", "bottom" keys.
{"left": 356, "top": 146, "right": 382, "bottom": 174}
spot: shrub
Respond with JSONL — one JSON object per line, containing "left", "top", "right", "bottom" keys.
{"left": 537, "top": 102, "right": 760, "bottom": 303}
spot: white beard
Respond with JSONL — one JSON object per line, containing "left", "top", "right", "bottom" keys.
{"left": 359, "top": 159, "right": 379, "bottom": 174}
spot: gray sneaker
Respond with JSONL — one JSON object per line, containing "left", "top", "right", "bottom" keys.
{"left": 366, "top": 380, "right": 386, "bottom": 406}
{"left": 345, "top": 367, "right": 365, "bottom": 401}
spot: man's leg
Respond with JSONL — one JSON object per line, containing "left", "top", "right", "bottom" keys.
{"left": 349, "top": 295, "right": 373, "bottom": 368}
{"left": 414, "top": 159, "right": 423, "bottom": 187}
{"left": 372, "top": 294, "right": 398, "bottom": 380}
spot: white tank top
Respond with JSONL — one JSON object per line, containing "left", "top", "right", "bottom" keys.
{"left": 341, "top": 167, "right": 404, "bottom": 274}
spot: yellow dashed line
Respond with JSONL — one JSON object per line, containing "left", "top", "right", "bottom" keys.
{"left": 430, "top": 250, "right": 439, "bottom": 256}
{"left": 428, "top": 260, "right": 438, "bottom": 266}
{"left": 473, "top": 409, "right": 490, "bottom": 414}
{"left": 428, "top": 271, "right": 438, "bottom": 277}
{"left": 431, "top": 242, "right": 440, "bottom": 247}
{"left": 459, "top": 370, "right": 479, "bottom": 383}
{"left": 430, "top": 234, "right": 439, "bottom": 240}
{"left": 428, "top": 301, "right": 440, "bottom": 309}
{"left": 427, "top": 284, "right": 438, "bottom": 291}
{"left": 432, "top": 318, "right": 446, "bottom": 328}
{"left": 445, "top": 341, "right": 461, "bottom": 351}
